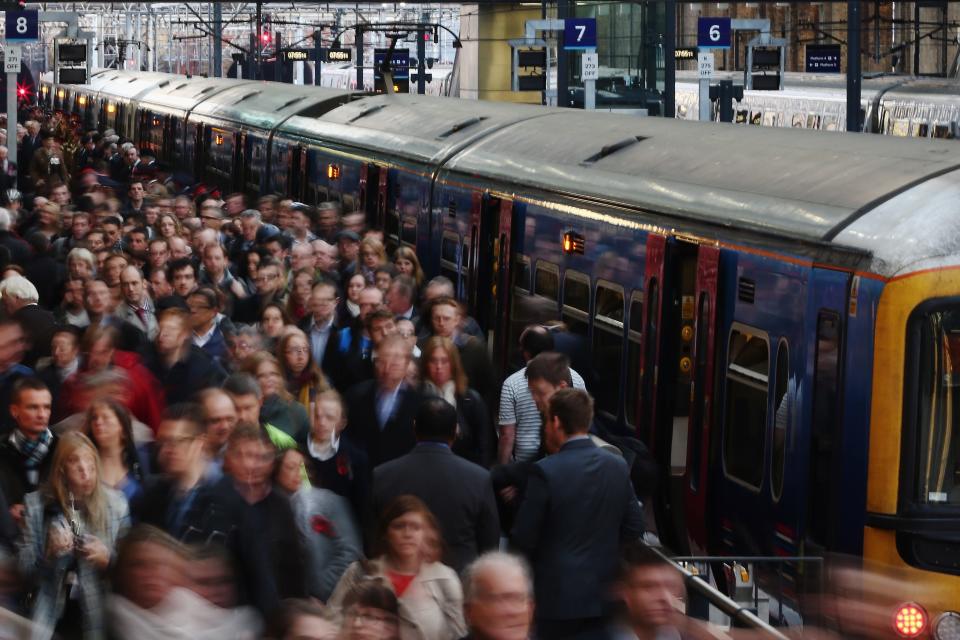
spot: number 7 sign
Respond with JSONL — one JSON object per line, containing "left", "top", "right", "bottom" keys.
{"left": 563, "top": 18, "right": 597, "bottom": 50}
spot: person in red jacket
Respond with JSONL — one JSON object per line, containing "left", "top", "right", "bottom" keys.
{"left": 57, "top": 325, "right": 165, "bottom": 432}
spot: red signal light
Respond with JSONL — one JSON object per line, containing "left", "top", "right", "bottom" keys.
{"left": 894, "top": 603, "right": 927, "bottom": 638}
{"left": 261, "top": 31, "right": 272, "bottom": 45}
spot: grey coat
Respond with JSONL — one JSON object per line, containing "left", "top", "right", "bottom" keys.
{"left": 18, "top": 488, "right": 130, "bottom": 640}
{"left": 290, "top": 487, "right": 362, "bottom": 601}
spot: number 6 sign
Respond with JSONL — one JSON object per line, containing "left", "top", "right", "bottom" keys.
{"left": 697, "top": 17, "right": 731, "bottom": 49}
{"left": 5, "top": 10, "right": 39, "bottom": 42}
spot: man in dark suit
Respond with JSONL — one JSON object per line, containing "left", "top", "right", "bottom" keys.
{"left": 511, "top": 387, "right": 644, "bottom": 639}
{"left": 344, "top": 334, "right": 420, "bottom": 467}
{"left": 0, "top": 145, "right": 17, "bottom": 191}
{"left": 0, "top": 274, "right": 55, "bottom": 369}
{"left": 372, "top": 397, "right": 500, "bottom": 573}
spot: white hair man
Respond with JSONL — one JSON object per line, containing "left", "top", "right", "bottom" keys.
{"left": 0, "top": 275, "right": 55, "bottom": 367}
{"left": 462, "top": 552, "right": 535, "bottom": 640}
{"left": 0, "top": 208, "right": 28, "bottom": 264}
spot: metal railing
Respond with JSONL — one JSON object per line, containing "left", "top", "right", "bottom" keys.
{"left": 652, "top": 547, "right": 825, "bottom": 639}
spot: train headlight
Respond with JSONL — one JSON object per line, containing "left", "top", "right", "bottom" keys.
{"left": 935, "top": 612, "right": 960, "bottom": 640}
{"left": 78, "top": 96, "right": 86, "bottom": 105}
{"left": 106, "top": 104, "right": 116, "bottom": 114}
{"left": 57, "top": 89, "right": 65, "bottom": 99}
{"left": 895, "top": 603, "right": 927, "bottom": 638}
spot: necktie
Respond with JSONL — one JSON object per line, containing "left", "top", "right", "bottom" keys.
{"left": 134, "top": 306, "right": 146, "bottom": 326}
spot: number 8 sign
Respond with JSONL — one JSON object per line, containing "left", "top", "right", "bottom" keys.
{"left": 5, "top": 11, "right": 39, "bottom": 42}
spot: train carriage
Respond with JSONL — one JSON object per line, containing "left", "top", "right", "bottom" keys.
{"left": 185, "top": 84, "right": 354, "bottom": 196}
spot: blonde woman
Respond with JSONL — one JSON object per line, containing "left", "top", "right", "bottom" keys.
{"left": 18, "top": 432, "right": 130, "bottom": 640}
{"left": 359, "top": 236, "right": 387, "bottom": 285}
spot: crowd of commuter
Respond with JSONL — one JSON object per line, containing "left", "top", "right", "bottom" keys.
{"left": 0, "top": 107, "right": 720, "bottom": 640}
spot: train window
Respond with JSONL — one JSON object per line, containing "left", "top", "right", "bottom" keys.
{"left": 386, "top": 211, "right": 400, "bottom": 244}
{"left": 534, "top": 262, "right": 559, "bottom": 301}
{"left": 593, "top": 282, "right": 624, "bottom": 417}
{"left": 722, "top": 326, "right": 769, "bottom": 490}
{"left": 625, "top": 293, "right": 643, "bottom": 426}
{"left": 909, "top": 304, "right": 960, "bottom": 507}
{"left": 807, "top": 311, "right": 842, "bottom": 548}
{"left": 513, "top": 256, "right": 531, "bottom": 294}
{"left": 562, "top": 271, "right": 590, "bottom": 337}
{"left": 401, "top": 218, "right": 417, "bottom": 247}
{"left": 771, "top": 340, "right": 789, "bottom": 502}
{"left": 207, "top": 128, "right": 234, "bottom": 179}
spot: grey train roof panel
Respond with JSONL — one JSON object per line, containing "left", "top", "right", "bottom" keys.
{"left": 283, "top": 93, "right": 554, "bottom": 163}
{"left": 189, "top": 83, "right": 355, "bottom": 130}
{"left": 95, "top": 72, "right": 180, "bottom": 101}
{"left": 137, "top": 76, "right": 255, "bottom": 114}
{"left": 444, "top": 108, "right": 960, "bottom": 243}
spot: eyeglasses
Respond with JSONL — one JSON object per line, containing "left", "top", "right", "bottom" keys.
{"left": 285, "top": 347, "right": 309, "bottom": 356}
{"left": 254, "top": 273, "right": 279, "bottom": 282}
{"left": 156, "top": 435, "right": 196, "bottom": 449}
{"left": 188, "top": 305, "right": 213, "bottom": 313}
{"left": 345, "top": 609, "right": 396, "bottom": 626}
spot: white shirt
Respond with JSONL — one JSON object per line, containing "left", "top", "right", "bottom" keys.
{"left": 307, "top": 432, "right": 340, "bottom": 462}
{"left": 498, "top": 366, "right": 586, "bottom": 462}
{"left": 308, "top": 316, "right": 335, "bottom": 364}
{"left": 193, "top": 322, "right": 218, "bottom": 348}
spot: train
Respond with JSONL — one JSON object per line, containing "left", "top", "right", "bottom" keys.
{"left": 39, "top": 70, "right": 960, "bottom": 631}
{"left": 675, "top": 70, "right": 960, "bottom": 138}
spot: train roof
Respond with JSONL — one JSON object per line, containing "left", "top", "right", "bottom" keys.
{"left": 282, "top": 93, "right": 553, "bottom": 163}
{"left": 92, "top": 71, "right": 180, "bottom": 101}
{"left": 137, "top": 75, "right": 255, "bottom": 115}
{"left": 441, "top": 106, "right": 960, "bottom": 262}
{"left": 190, "top": 82, "right": 355, "bottom": 130}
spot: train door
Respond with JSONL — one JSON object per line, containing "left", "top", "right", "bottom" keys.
{"left": 640, "top": 235, "right": 716, "bottom": 553}
{"left": 681, "top": 245, "right": 720, "bottom": 552}
{"left": 358, "top": 163, "right": 388, "bottom": 229}
{"left": 803, "top": 269, "right": 849, "bottom": 556}
{"left": 235, "top": 131, "right": 247, "bottom": 194}
{"left": 290, "top": 145, "right": 308, "bottom": 202}
{"left": 467, "top": 192, "right": 515, "bottom": 375}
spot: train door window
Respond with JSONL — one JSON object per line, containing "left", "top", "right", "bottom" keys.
{"left": 771, "top": 340, "right": 789, "bottom": 502}
{"left": 807, "top": 311, "right": 842, "bottom": 547}
{"left": 688, "top": 292, "right": 711, "bottom": 492}
{"left": 514, "top": 257, "right": 531, "bottom": 294}
{"left": 592, "top": 282, "right": 625, "bottom": 418}
{"left": 247, "top": 137, "right": 264, "bottom": 192}
{"left": 440, "top": 232, "right": 460, "bottom": 285}
{"left": 207, "top": 128, "right": 234, "bottom": 180}
{"left": 506, "top": 255, "right": 532, "bottom": 371}
{"left": 401, "top": 218, "right": 417, "bottom": 247}
{"left": 909, "top": 304, "right": 960, "bottom": 508}
{"left": 625, "top": 292, "right": 643, "bottom": 426}
{"left": 722, "top": 326, "right": 769, "bottom": 490}
{"left": 562, "top": 271, "right": 590, "bottom": 338}
{"left": 271, "top": 142, "right": 290, "bottom": 194}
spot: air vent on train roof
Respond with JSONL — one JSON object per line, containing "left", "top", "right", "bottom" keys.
{"left": 157, "top": 81, "right": 171, "bottom": 88}
{"left": 235, "top": 91, "right": 262, "bottom": 103}
{"left": 738, "top": 278, "right": 756, "bottom": 304}
{"left": 580, "top": 136, "right": 647, "bottom": 165}
{"left": 279, "top": 96, "right": 306, "bottom": 109}
{"left": 436, "top": 116, "right": 488, "bottom": 139}
{"left": 348, "top": 103, "right": 387, "bottom": 123}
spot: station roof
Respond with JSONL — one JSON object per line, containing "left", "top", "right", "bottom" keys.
{"left": 444, "top": 108, "right": 960, "bottom": 244}
{"left": 283, "top": 93, "right": 553, "bottom": 164}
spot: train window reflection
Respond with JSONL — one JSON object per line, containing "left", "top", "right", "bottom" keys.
{"left": 723, "top": 327, "right": 769, "bottom": 490}
{"left": 593, "top": 282, "right": 624, "bottom": 417}
{"left": 913, "top": 307, "right": 960, "bottom": 506}
{"left": 771, "top": 340, "right": 789, "bottom": 502}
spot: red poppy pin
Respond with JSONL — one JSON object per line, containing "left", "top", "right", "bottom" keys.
{"left": 311, "top": 515, "right": 336, "bottom": 537}
{"left": 335, "top": 453, "right": 350, "bottom": 477}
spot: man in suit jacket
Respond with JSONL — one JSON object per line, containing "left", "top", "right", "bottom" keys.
{"left": 511, "top": 388, "right": 644, "bottom": 639}
{"left": 372, "top": 397, "right": 500, "bottom": 573}
{"left": 0, "top": 145, "right": 17, "bottom": 191}
{"left": 0, "top": 275, "right": 55, "bottom": 369}
{"left": 344, "top": 334, "right": 420, "bottom": 467}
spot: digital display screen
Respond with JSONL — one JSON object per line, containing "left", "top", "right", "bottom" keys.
{"left": 283, "top": 50, "right": 309, "bottom": 62}
{"left": 57, "top": 43, "right": 87, "bottom": 62}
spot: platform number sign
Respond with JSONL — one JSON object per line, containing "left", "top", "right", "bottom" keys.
{"left": 697, "top": 17, "right": 731, "bottom": 49}
{"left": 5, "top": 10, "right": 39, "bottom": 42}
{"left": 563, "top": 18, "right": 597, "bottom": 50}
